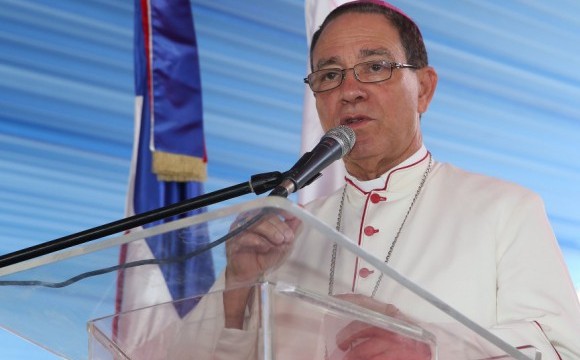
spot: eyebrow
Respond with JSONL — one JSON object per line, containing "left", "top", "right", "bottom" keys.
{"left": 315, "top": 56, "right": 340, "bottom": 70}
{"left": 315, "top": 48, "right": 396, "bottom": 69}
{"left": 360, "top": 48, "right": 395, "bottom": 59}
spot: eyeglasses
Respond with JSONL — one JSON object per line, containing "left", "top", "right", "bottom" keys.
{"left": 304, "top": 60, "right": 419, "bottom": 93}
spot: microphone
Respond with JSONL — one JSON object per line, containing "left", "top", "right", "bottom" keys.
{"left": 270, "top": 125, "right": 356, "bottom": 197}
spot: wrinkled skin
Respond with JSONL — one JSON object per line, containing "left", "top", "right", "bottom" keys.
{"left": 331, "top": 294, "right": 432, "bottom": 360}
{"left": 223, "top": 210, "right": 301, "bottom": 329}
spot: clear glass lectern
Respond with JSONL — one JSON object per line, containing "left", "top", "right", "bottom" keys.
{"left": 0, "top": 197, "right": 539, "bottom": 359}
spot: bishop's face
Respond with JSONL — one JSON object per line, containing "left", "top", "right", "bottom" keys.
{"left": 311, "top": 12, "right": 437, "bottom": 180}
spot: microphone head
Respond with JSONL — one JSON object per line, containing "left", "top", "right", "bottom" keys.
{"left": 324, "top": 125, "right": 356, "bottom": 157}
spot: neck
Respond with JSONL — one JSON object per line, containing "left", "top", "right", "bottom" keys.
{"left": 345, "top": 160, "right": 399, "bottom": 180}
{"left": 344, "top": 143, "right": 424, "bottom": 181}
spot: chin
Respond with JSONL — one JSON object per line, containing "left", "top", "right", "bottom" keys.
{"left": 348, "top": 142, "right": 375, "bottom": 158}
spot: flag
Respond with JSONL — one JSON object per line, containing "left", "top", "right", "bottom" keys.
{"left": 114, "top": 0, "right": 214, "bottom": 356}
{"left": 299, "top": 0, "right": 351, "bottom": 205}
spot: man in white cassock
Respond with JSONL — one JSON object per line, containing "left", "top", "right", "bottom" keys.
{"left": 169, "top": 1, "right": 580, "bottom": 359}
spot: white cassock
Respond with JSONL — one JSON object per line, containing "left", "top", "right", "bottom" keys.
{"left": 169, "top": 146, "right": 580, "bottom": 360}
{"left": 288, "top": 145, "right": 580, "bottom": 359}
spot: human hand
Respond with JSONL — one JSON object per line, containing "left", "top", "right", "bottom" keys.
{"left": 223, "top": 209, "right": 301, "bottom": 329}
{"left": 225, "top": 209, "right": 301, "bottom": 286}
{"left": 331, "top": 294, "right": 432, "bottom": 360}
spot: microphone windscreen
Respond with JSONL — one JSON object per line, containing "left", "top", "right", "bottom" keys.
{"left": 324, "top": 125, "right": 356, "bottom": 157}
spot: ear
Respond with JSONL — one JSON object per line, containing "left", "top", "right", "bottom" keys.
{"left": 417, "top": 66, "right": 438, "bottom": 114}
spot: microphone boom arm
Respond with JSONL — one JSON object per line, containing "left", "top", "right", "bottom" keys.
{"left": 0, "top": 171, "right": 284, "bottom": 269}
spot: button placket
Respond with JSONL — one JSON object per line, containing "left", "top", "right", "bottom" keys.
{"left": 366, "top": 193, "right": 386, "bottom": 238}
{"left": 357, "top": 193, "right": 384, "bottom": 283}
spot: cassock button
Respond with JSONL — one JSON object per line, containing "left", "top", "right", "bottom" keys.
{"left": 370, "top": 193, "right": 386, "bottom": 203}
{"left": 359, "top": 268, "right": 374, "bottom": 278}
{"left": 364, "top": 226, "right": 379, "bottom": 236}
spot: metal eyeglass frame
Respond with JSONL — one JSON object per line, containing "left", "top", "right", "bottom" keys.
{"left": 304, "top": 60, "right": 419, "bottom": 93}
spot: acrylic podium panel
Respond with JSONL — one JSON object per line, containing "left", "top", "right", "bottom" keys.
{"left": 0, "top": 197, "right": 538, "bottom": 359}
{"left": 88, "top": 282, "right": 439, "bottom": 359}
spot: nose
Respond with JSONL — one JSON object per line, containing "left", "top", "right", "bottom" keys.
{"left": 339, "top": 68, "right": 367, "bottom": 104}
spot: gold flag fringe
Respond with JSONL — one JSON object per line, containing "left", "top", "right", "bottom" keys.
{"left": 152, "top": 151, "right": 207, "bottom": 182}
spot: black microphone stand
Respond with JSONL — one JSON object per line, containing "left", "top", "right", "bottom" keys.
{"left": 0, "top": 171, "right": 285, "bottom": 269}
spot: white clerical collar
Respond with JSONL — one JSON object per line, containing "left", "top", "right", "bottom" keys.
{"left": 346, "top": 145, "right": 428, "bottom": 193}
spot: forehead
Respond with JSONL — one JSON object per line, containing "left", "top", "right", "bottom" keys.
{"left": 312, "top": 12, "right": 405, "bottom": 69}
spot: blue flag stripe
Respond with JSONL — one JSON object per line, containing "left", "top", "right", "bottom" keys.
{"left": 117, "top": 0, "right": 215, "bottom": 321}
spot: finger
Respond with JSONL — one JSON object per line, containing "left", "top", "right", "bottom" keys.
{"left": 277, "top": 210, "right": 302, "bottom": 232}
{"left": 248, "top": 214, "right": 295, "bottom": 245}
{"left": 347, "top": 339, "right": 432, "bottom": 360}
{"left": 341, "top": 328, "right": 431, "bottom": 360}
{"left": 228, "top": 230, "right": 279, "bottom": 254}
{"left": 336, "top": 321, "right": 368, "bottom": 351}
{"left": 337, "top": 322, "right": 398, "bottom": 351}
{"left": 230, "top": 210, "right": 262, "bottom": 231}
{"left": 233, "top": 209, "right": 299, "bottom": 243}
{"left": 343, "top": 337, "right": 390, "bottom": 360}
{"left": 230, "top": 213, "right": 293, "bottom": 249}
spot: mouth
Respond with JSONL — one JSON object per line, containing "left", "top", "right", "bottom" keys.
{"left": 341, "top": 115, "right": 370, "bottom": 126}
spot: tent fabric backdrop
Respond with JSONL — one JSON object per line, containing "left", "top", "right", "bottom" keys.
{"left": 0, "top": 0, "right": 579, "bottom": 358}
